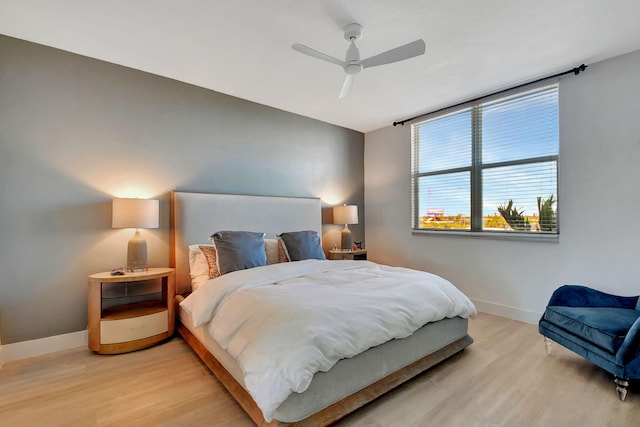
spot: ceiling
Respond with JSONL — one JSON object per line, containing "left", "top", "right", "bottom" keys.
{"left": 1, "top": 1, "right": 640, "bottom": 133}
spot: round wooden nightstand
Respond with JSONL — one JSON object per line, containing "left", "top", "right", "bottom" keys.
{"left": 87, "top": 268, "right": 175, "bottom": 354}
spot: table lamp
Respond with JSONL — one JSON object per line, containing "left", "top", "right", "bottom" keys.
{"left": 333, "top": 204, "right": 358, "bottom": 250}
{"left": 112, "top": 198, "right": 159, "bottom": 271}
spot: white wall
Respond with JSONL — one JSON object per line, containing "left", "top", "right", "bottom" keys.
{"left": 364, "top": 49, "right": 640, "bottom": 323}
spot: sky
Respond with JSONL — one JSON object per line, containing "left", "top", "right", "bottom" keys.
{"left": 414, "top": 84, "right": 558, "bottom": 218}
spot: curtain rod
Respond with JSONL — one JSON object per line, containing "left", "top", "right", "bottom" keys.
{"left": 392, "top": 63, "right": 587, "bottom": 127}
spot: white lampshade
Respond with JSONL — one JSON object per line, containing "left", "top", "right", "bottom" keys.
{"left": 333, "top": 205, "right": 358, "bottom": 225}
{"left": 112, "top": 198, "right": 159, "bottom": 229}
{"left": 112, "top": 198, "right": 159, "bottom": 272}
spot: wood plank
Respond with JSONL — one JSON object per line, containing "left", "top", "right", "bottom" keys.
{"left": 87, "top": 276, "right": 101, "bottom": 352}
{"left": 95, "top": 332, "right": 171, "bottom": 355}
{"left": 3, "top": 313, "right": 640, "bottom": 426}
{"left": 101, "top": 301, "right": 167, "bottom": 320}
{"left": 177, "top": 324, "right": 266, "bottom": 425}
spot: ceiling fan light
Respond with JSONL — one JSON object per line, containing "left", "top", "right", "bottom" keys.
{"left": 345, "top": 63, "right": 362, "bottom": 75}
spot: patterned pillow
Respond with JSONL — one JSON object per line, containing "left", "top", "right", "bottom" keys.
{"left": 199, "top": 245, "right": 221, "bottom": 279}
{"left": 264, "top": 239, "right": 280, "bottom": 264}
{"left": 277, "top": 238, "right": 290, "bottom": 263}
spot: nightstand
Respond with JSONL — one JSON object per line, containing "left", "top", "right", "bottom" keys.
{"left": 88, "top": 267, "right": 175, "bottom": 354}
{"left": 329, "top": 249, "right": 367, "bottom": 260}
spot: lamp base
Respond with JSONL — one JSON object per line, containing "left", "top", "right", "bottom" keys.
{"left": 127, "top": 229, "right": 148, "bottom": 272}
{"left": 341, "top": 225, "right": 352, "bottom": 251}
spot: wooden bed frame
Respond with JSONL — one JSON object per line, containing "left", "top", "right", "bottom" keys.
{"left": 177, "top": 320, "right": 471, "bottom": 426}
{"left": 169, "top": 191, "right": 472, "bottom": 426}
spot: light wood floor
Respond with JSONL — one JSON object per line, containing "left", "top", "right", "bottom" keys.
{"left": 1, "top": 313, "right": 638, "bottom": 426}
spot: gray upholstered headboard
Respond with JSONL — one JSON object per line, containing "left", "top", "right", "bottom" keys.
{"left": 170, "top": 191, "right": 322, "bottom": 294}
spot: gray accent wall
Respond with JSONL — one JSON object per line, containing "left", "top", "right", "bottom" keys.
{"left": 365, "top": 49, "right": 640, "bottom": 323}
{"left": 0, "top": 35, "right": 364, "bottom": 344}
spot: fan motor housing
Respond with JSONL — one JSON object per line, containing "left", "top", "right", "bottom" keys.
{"left": 343, "top": 23, "right": 363, "bottom": 42}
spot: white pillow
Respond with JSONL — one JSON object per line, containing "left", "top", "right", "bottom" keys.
{"left": 188, "top": 244, "right": 212, "bottom": 290}
{"left": 191, "top": 275, "right": 209, "bottom": 291}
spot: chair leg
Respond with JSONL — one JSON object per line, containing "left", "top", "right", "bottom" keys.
{"left": 615, "top": 378, "right": 629, "bottom": 401}
{"left": 544, "top": 336, "right": 552, "bottom": 355}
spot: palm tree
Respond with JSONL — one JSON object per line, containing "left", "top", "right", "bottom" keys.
{"left": 537, "top": 195, "right": 556, "bottom": 232}
{"left": 497, "top": 200, "right": 530, "bottom": 231}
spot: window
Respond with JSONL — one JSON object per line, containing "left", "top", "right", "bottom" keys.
{"left": 411, "top": 82, "right": 559, "bottom": 235}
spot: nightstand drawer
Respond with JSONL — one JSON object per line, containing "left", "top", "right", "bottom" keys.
{"left": 100, "top": 310, "right": 168, "bottom": 344}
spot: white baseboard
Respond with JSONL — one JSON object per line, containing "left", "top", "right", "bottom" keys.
{"left": 2, "top": 330, "right": 88, "bottom": 363}
{"left": 472, "top": 298, "right": 542, "bottom": 325}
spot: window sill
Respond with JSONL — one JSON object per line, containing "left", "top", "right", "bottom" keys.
{"left": 411, "top": 229, "right": 559, "bottom": 243}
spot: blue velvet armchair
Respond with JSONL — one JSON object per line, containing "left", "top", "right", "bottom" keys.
{"left": 539, "top": 285, "right": 640, "bottom": 400}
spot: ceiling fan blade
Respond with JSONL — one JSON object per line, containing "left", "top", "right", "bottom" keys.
{"left": 361, "top": 39, "right": 426, "bottom": 69}
{"left": 291, "top": 43, "right": 346, "bottom": 67}
{"left": 338, "top": 74, "right": 355, "bottom": 99}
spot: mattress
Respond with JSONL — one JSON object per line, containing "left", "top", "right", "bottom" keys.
{"left": 177, "top": 295, "right": 470, "bottom": 423}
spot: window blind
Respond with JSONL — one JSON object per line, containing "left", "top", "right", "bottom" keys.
{"left": 411, "top": 82, "right": 559, "bottom": 234}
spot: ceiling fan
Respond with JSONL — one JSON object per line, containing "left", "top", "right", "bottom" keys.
{"left": 292, "top": 23, "right": 425, "bottom": 98}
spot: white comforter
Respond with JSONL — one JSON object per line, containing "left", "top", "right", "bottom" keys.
{"left": 181, "top": 259, "right": 476, "bottom": 421}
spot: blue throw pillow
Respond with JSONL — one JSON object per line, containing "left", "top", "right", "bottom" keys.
{"left": 211, "top": 231, "right": 266, "bottom": 275}
{"left": 279, "top": 231, "right": 326, "bottom": 261}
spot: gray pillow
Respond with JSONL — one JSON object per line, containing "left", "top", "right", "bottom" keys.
{"left": 211, "top": 231, "right": 266, "bottom": 275}
{"left": 279, "top": 231, "right": 326, "bottom": 261}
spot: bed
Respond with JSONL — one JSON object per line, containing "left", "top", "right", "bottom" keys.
{"left": 170, "top": 191, "right": 475, "bottom": 426}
